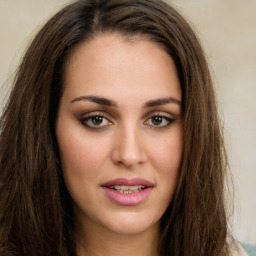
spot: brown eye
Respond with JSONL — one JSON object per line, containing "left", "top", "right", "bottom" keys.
{"left": 151, "top": 116, "right": 163, "bottom": 126}
{"left": 91, "top": 116, "right": 104, "bottom": 125}
{"left": 144, "top": 115, "right": 175, "bottom": 127}
{"left": 81, "top": 115, "right": 112, "bottom": 128}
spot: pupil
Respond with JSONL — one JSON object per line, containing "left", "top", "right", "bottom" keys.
{"left": 152, "top": 116, "right": 162, "bottom": 125}
{"left": 92, "top": 116, "right": 103, "bottom": 125}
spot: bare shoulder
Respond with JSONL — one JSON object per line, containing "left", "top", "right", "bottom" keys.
{"left": 231, "top": 244, "right": 249, "bottom": 256}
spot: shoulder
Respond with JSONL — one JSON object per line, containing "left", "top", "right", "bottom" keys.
{"left": 231, "top": 243, "right": 249, "bottom": 256}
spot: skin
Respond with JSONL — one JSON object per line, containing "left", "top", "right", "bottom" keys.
{"left": 56, "top": 33, "right": 183, "bottom": 256}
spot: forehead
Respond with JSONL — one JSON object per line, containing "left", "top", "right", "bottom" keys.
{"left": 63, "top": 33, "right": 181, "bottom": 103}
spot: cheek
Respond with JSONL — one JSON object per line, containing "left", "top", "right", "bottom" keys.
{"left": 149, "top": 131, "right": 183, "bottom": 174}
{"left": 148, "top": 130, "right": 183, "bottom": 202}
{"left": 58, "top": 134, "right": 110, "bottom": 178}
{"left": 57, "top": 134, "right": 110, "bottom": 207}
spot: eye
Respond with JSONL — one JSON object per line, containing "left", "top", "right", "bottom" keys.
{"left": 144, "top": 115, "right": 175, "bottom": 127}
{"left": 80, "top": 114, "right": 113, "bottom": 128}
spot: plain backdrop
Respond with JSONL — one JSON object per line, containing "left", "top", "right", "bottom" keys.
{"left": 0, "top": 0, "right": 255, "bottom": 244}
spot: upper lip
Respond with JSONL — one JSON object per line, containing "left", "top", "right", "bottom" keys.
{"left": 101, "top": 178, "right": 154, "bottom": 188}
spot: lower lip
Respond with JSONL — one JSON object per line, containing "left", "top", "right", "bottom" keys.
{"left": 102, "top": 187, "right": 153, "bottom": 206}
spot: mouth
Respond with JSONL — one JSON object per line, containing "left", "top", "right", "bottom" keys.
{"left": 108, "top": 185, "right": 147, "bottom": 194}
{"left": 101, "top": 177, "right": 154, "bottom": 193}
{"left": 101, "top": 178, "right": 154, "bottom": 206}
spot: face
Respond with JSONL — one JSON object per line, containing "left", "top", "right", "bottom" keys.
{"left": 56, "top": 34, "right": 183, "bottom": 237}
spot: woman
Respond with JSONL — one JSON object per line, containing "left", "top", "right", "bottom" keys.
{"left": 0, "top": 0, "right": 248, "bottom": 255}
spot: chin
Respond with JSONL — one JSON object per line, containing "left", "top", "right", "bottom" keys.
{"left": 102, "top": 211, "right": 160, "bottom": 235}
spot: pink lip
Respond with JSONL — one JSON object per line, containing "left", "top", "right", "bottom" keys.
{"left": 101, "top": 178, "right": 154, "bottom": 206}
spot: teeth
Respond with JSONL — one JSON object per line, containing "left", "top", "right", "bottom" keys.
{"left": 109, "top": 185, "right": 146, "bottom": 193}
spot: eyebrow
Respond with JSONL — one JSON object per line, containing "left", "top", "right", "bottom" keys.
{"left": 71, "top": 95, "right": 118, "bottom": 107}
{"left": 142, "top": 97, "right": 181, "bottom": 108}
{"left": 71, "top": 95, "right": 181, "bottom": 107}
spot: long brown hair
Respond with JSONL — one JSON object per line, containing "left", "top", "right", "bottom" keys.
{"left": 0, "top": 0, "right": 232, "bottom": 255}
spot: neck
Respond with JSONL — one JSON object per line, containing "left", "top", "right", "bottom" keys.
{"left": 75, "top": 219, "right": 160, "bottom": 256}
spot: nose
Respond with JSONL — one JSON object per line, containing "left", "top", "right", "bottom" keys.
{"left": 111, "top": 124, "right": 147, "bottom": 168}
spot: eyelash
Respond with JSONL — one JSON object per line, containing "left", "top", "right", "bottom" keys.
{"left": 79, "top": 112, "right": 176, "bottom": 129}
{"left": 79, "top": 112, "right": 112, "bottom": 129}
{"left": 143, "top": 114, "right": 175, "bottom": 128}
